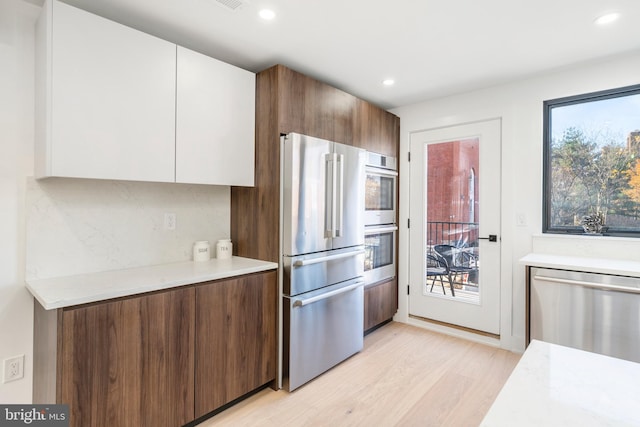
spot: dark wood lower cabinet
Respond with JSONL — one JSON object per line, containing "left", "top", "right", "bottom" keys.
{"left": 194, "top": 271, "right": 277, "bottom": 418}
{"left": 34, "top": 270, "right": 277, "bottom": 427}
{"left": 59, "top": 287, "right": 195, "bottom": 427}
{"left": 364, "top": 279, "right": 398, "bottom": 332}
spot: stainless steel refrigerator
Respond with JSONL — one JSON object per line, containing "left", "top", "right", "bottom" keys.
{"left": 281, "top": 132, "right": 366, "bottom": 391}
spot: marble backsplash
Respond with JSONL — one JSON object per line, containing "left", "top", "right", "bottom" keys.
{"left": 26, "top": 177, "right": 230, "bottom": 280}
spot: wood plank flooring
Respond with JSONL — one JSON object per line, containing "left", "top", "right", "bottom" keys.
{"left": 197, "top": 322, "right": 521, "bottom": 427}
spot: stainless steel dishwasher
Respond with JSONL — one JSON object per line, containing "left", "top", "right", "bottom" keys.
{"left": 530, "top": 267, "right": 640, "bottom": 363}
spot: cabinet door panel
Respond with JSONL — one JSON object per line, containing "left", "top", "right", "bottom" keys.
{"left": 364, "top": 278, "right": 398, "bottom": 331}
{"left": 60, "top": 288, "right": 195, "bottom": 427}
{"left": 51, "top": 0, "right": 176, "bottom": 182}
{"left": 278, "top": 66, "right": 356, "bottom": 145}
{"left": 176, "top": 46, "right": 256, "bottom": 186}
{"left": 195, "top": 271, "right": 277, "bottom": 417}
{"left": 353, "top": 99, "right": 400, "bottom": 157}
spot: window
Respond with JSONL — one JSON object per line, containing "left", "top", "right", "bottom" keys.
{"left": 543, "top": 84, "right": 640, "bottom": 237}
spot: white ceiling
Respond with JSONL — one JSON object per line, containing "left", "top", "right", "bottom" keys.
{"left": 54, "top": 0, "right": 640, "bottom": 109}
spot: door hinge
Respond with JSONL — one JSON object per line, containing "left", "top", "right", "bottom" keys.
{"left": 407, "top": 218, "right": 410, "bottom": 228}
{"left": 408, "top": 152, "right": 411, "bottom": 162}
{"left": 407, "top": 285, "right": 410, "bottom": 295}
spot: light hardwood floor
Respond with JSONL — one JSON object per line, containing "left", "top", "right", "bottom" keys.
{"left": 197, "top": 322, "right": 521, "bottom": 427}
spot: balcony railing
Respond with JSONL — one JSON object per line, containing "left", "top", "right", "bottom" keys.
{"left": 427, "top": 221, "right": 479, "bottom": 251}
{"left": 427, "top": 221, "right": 480, "bottom": 290}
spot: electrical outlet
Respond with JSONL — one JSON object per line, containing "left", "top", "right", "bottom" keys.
{"left": 516, "top": 212, "right": 527, "bottom": 227}
{"left": 3, "top": 355, "right": 24, "bottom": 383}
{"left": 164, "top": 213, "right": 176, "bottom": 230}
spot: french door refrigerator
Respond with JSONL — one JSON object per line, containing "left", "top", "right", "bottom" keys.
{"left": 281, "top": 132, "right": 366, "bottom": 391}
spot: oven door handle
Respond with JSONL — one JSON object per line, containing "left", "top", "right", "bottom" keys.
{"left": 292, "top": 281, "right": 365, "bottom": 307}
{"left": 293, "top": 249, "right": 365, "bottom": 267}
{"left": 366, "top": 166, "right": 398, "bottom": 177}
{"left": 365, "top": 225, "right": 398, "bottom": 235}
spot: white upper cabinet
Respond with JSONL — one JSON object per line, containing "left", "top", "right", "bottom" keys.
{"left": 35, "top": 0, "right": 256, "bottom": 186}
{"left": 176, "top": 47, "right": 255, "bottom": 186}
{"left": 36, "top": 0, "right": 177, "bottom": 182}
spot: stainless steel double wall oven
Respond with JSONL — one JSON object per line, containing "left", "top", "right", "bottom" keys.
{"left": 364, "top": 152, "right": 398, "bottom": 285}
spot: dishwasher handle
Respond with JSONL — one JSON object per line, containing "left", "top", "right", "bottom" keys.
{"left": 292, "top": 281, "right": 365, "bottom": 308}
{"left": 533, "top": 275, "right": 640, "bottom": 295}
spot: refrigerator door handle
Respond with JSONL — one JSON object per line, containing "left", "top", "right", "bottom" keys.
{"left": 328, "top": 152, "right": 339, "bottom": 238}
{"left": 324, "top": 153, "right": 335, "bottom": 238}
{"left": 335, "top": 153, "right": 344, "bottom": 237}
{"left": 293, "top": 249, "right": 366, "bottom": 267}
{"left": 292, "top": 280, "right": 365, "bottom": 307}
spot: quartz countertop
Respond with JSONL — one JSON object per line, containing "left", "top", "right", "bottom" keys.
{"left": 26, "top": 257, "right": 278, "bottom": 310}
{"left": 480, "top": 340, "right": 640, "bottom": 427}
{"left": 520, "top": 253, "right": 640, "bottom": 278}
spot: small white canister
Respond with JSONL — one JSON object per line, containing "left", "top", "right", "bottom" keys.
{"left": 216, "top": 239, "right": 232, "bottom": 259}
{"left": 193, "top": 241, "right": 211, "bottom": 262}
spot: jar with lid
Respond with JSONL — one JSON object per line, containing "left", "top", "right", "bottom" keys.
{"left": 193, "top": 241, "right": 210, "bottom": 262}
{"left": 216, "top": 239, "right": 232, "bottom": 259}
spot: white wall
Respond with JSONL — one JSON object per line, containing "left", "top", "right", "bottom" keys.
{"left": 392, "top": 51, "right": 640, "bottom": 352}
{"left": 25, "top": 178, "right": 230, "bottom": 280}
{"left": 0, "top": 0, "right": 231, "bottom": 403}
{"left": 0, "top": 0, "right": 39, "bottom": 403}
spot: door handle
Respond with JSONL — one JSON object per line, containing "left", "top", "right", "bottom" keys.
{"left": 335, "top": 154, "right": 344, "bottom": 237}
{"left": 292, "top": 281, "right": 365, "bottom": 307}
{"left": 293, "top": 249, "right": 365, "bottom": 267}
{"left": 478, "top": 235, "right": 498, "bottom": 242}
{"left": 533, "top": 276, "right": 640, "bottom": 295}
{"left": 324, "top": 153, "right": 335, "bottom": 238}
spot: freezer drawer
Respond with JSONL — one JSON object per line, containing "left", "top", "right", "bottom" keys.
{"left": 530, "top": 267, "right": 640, "bottom": 363}
{"left": 284, "top": 278, "right": 364, "bottom": 391}
{"left": 283, "top": 246, "right": 365, "bottom": 296}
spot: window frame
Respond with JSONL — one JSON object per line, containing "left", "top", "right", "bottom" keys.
{"left": 543, "top": 83, "right": 640, "bottom": 237}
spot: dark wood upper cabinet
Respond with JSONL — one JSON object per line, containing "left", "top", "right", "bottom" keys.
{"left": 353, "top": 98, "right": 400, "bottom": 158}
{"left": 277, "top": 66, "right": 356, "bottom": 144}
{"left": 231, "top": 64, "right": 399, "bottom": 263}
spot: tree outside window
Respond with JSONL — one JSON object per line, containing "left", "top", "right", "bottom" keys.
{"left": 543, "top": 85, "right": 640, "bottom": 236}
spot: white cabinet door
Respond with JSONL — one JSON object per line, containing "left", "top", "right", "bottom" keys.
{"left": 176, "top": 46, "right": 255, "bottom": 186}
{"left": 46, "top": 0, "right": 176, "bottom": 182}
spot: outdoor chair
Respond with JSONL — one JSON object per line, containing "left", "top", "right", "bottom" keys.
{"left": 434, "top": 244, "right": 479, "bottom": 288}
{"left": 426, "top": 252, "right": 455, "bottom": 296}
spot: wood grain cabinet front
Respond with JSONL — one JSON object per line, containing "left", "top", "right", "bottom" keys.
{"left": 194, "top": 270, "right": 278, "bottom": 418}
{"left": 364, "top": 278, "right": 398, "bottom": 332}
{"left": 58, "top": 288, "right": 195, "bottom": 427}
{"left": 33, "top": 270, "right": 277, "bottom": 427}
{"left": 352, "top": 99, "right": 400, "bottom": 157}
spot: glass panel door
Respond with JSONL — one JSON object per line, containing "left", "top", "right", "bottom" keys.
{"left": 409, "top": 119, "right": 501, "bottom": 335}
{"left": 426, "top": 139, "right": 480, "bottom": 303}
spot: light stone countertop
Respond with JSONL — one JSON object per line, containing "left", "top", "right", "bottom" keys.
{"left": 480, "top": 340, "right": 640, "bottom": 427}
{"left": 26, "top": 256, "right": 278, "bottom": 310}
{"left": 520, "top": 253, "right": 640, "bottom": 278}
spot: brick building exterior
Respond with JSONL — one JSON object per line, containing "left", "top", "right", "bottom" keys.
{"left": 427, "top": 138, "right": 479, "bottom": 245}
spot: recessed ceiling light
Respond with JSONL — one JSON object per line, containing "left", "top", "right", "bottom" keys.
{"left": 382, "top": 79, "right": 395, "bottom": 86}
{"left": 594, "top": 12, "right": 620, "bottom": 25}
{"left": 259, "top": 9, "right": 276, "bottom": 20}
